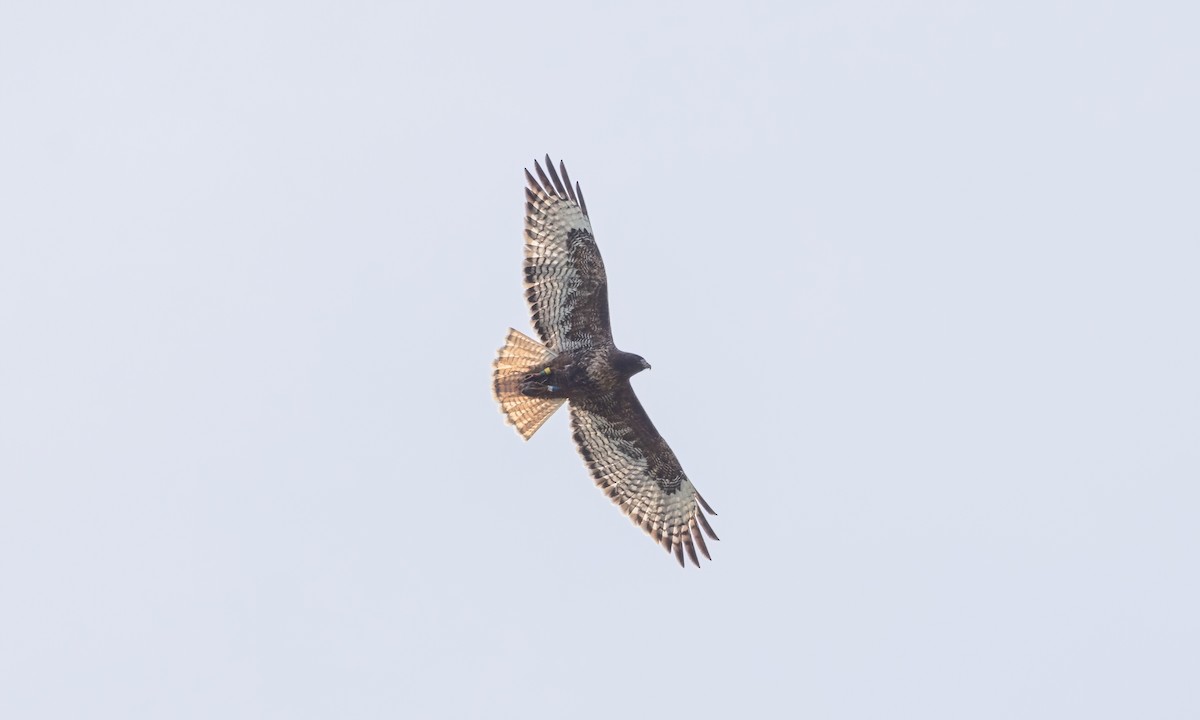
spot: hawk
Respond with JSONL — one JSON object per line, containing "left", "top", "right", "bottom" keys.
{"left": 492, "top": 155, "right": 719, "bottom": 567}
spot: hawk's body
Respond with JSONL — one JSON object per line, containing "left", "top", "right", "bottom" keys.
{"left": 492, "top": 156, "right": 718, "bottom": 567}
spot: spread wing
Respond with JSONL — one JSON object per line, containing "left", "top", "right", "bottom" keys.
{"left": 523, "top": 156, "right": 613, "bottom": 353}
{"left": 569, "top": 384, "right": 719, "bottom": 567}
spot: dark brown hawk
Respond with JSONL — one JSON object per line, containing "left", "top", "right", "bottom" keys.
{"left": 492, "top": 155, "right": 719, "bottom": 568}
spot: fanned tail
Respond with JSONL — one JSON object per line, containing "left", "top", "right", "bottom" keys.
{"left": 492, "top": 328, "right": 565, "bottom": 440}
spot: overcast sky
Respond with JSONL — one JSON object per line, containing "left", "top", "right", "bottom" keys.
{"left": 2, "top": 1, "right": 1198, "bottom": 718}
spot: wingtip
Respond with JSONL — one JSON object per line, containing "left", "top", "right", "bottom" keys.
{"left": 576, "top": 181, "right": 588, "bottom": 217}
{"left": 533, "top": 159, "right": 554, "bottom": 198}
{"left": 525, "top": 155, "right": 588, "bottom": 215}
{"left": 692, "top": 523, "right": 712, "bottom": 561}
{"left": 524, "top": 168, "right": 542, "bottom": 195}
{"left": 543, "top": 155, "right": 568, "bottom": 197}
{"left": 696, "top": 509, "right": 719, "bottom": 542}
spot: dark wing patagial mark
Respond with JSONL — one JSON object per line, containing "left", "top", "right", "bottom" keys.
{"left": 567, "top": 382, "right": 720, "bottom": 568}
{"left": 523, "top": 156, "right": 612, "bottom": 353}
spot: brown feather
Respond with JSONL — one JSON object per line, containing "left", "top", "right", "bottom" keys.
{"left": 692, "top": 522, "right": 711, "bottom": 561}
{"left": 544, "top": 154, "right": 569, "bottom": 198}
{"left": 684, "top": 537, "right": 699, "bottom": 568}
{"left": 534, "top": 160, "right": 555, "bottom": 197}
{"left": 524, "top": 168, "right": 543, "bottom": 195}
{"left": 560, "top": 161, "right": 578, "bottom": 204}
{"left": 576, "top": 182, "right": 588, "bottom": 217}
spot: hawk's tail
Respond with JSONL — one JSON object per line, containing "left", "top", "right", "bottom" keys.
{"left": 492, "top": 328, "right": 565, "bottom": 440}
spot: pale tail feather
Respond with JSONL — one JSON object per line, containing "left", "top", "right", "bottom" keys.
{"left": 492, "top": 328, "right": 565, "bottom": 439}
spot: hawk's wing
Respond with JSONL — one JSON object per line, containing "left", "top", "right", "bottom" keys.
{"left": 523, "top": 156, "right": 612, "bottom": 353}
{"left": 569, "top": 383, "right": 719, "bottom": 567}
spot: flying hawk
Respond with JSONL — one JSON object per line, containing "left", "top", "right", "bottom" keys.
{"left": 492, "top": 155, "right": 719, "bottom": 567}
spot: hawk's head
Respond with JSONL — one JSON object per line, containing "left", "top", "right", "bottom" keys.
{"left": 614, "top": 351, "right": 651, "bottom": 378}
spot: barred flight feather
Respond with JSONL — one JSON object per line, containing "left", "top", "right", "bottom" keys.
{"left": 523, "top": 156, "right": 611, "bottom": 353}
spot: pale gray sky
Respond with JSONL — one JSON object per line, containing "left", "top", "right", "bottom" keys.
{"left": 2, "top": 1, "right": 1197, "bottom": 718}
